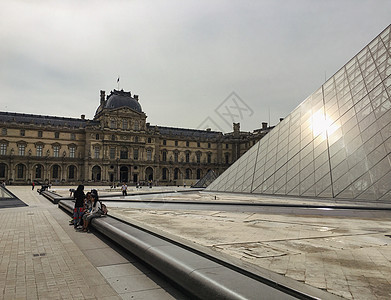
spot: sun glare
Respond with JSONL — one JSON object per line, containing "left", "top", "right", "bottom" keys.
{"left": 310, "top": 109, "right": 339, "bottom": 140}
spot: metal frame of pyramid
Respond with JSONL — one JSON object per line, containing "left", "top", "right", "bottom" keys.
{"left": 207, "top": 25, "right": 391, "bottom": 201}
{"left": 193, "top": 170, "right": 218, "bottom": 188}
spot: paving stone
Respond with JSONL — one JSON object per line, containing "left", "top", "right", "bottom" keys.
{"left": 2, "top": 186, "right": 189, "bottom": 300}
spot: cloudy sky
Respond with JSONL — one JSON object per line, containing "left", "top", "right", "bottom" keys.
{"left": 1, "top": 0, "right": 390, "bottom": 132}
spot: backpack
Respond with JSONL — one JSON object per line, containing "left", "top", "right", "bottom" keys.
{"left": 99, "top": 201, "right": 108, "bottom": 215}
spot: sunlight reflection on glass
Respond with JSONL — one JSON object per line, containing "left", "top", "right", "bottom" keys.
{"left": 310, "top": 109, "right": 339, "bottom": 140}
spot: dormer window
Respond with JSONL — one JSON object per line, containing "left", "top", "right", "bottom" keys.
{"left": 110, "top": 120, "right": 116, "bottom": 129}
{"left": 122, "top": 120, "right": 128, "bottom": 130}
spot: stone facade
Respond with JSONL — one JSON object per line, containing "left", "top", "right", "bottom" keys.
{"left": 0, "top": 89, "right": 273, "bottom": 186}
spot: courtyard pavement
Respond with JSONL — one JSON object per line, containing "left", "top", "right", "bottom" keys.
{"left": 62, "top": 187, "right": 390, "bottom": 300}
{"left": 3, "top": 185, "right": 391, "bottom": 299}
{"left": 0, "top": 186, "right": 188, "bottom": 300}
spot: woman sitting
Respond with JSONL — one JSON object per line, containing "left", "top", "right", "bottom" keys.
{"left": 82, "top": 190, "right": 102, "bottom": 232}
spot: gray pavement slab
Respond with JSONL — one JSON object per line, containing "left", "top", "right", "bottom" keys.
{"left": 3, "top": 186, "right": 188, "bottom": 300}
{"left": 106, "top": 192, "right": 391, "bottom": 300}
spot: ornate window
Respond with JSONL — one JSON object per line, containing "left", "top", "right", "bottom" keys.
{"left": 122, "top": 120, "right": 128, "bottom": 130}
{"left": 36, "top": 145, "right": 43, "bottom": 157}
{"left": 196, "top": 152, "right": 201, "bottom": 163}
{"left": 18, "top": 145, "right": 25, "bottom": 156}
{"left": 207, "top": 153, "right": 212, "bottom": 164}
{"left": 110, "top": 147, "right": 116, "bottom": 159}
{"left": 94, "top": 147, "right": 100, "bottom": 159}
{"left": 55, "top": 132, "right": 60, "bottom": 139}
{"left": 1, "top": 128, "right": 7, "bottom": 136}
{"left": 0, "top": 143, "right": 7, "bottom": 155}
{"left": 38, "top": 131, "right": 43, "bottom": 138}
{"left": 110, "top": 120, "right": 116, "bottom": 129}
{"left": 133, "top": 149, "right": 139, "bottom": 160}
{"left": 147, "top": 149, "right": 152, "bottom": 161}
{"left": 185, "top": 152, "right": 190, "bottom": 163}
{"left": 174, "top": 151, "right": 179, "bottom": 163}
{"left": 69, "top": 146, "right": 75, "bottom": 158}
{"left": 162, "top": 151, "right": 167, "bottom": 162}
{"left": 70, "top": 133, "right": 76, "bottom": 140}
{"left": 120, "top": 149, "right": 128, "bottom": 159}
{"left": 20, "top": 129, "right": 25, "bottom": 137}
{"left": 53, "top": 146, "right": 60, "bottom": 157}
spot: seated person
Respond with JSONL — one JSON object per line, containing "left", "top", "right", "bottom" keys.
{"left": 82, "top": 190, "right": 102, "bottom": 232}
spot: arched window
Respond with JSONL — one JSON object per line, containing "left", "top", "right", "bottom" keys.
{"left": 145, "top": 167, "right": 153, "bottom": 181}
{"left": 174, "top": 168, "right": 180, "bottom": 180}
{"left": 92, "top": 165, "right": 101, "bottom": 181}
{"left": 17, "top": 164, "right": 25, "bottom": 179}
{"left": 35, "top": 164, "right": 43, "bottom": 179}
{"left": 0, "top": 163, "right": 7, "bottom": 178}
{"left": 185, "top": 168, "right": 192, "bottom": 179}
{"left": 162, "top": 168, "right": 168, "bottom": 180}
{"left": 52, "top": 165, "right": 60, "bottom": 179}
{"left": 68, "top": 165, "right": 76, "bottom": 179}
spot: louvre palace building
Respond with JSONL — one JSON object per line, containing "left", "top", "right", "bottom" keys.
{"left": 0, "top": 89, "right": 272, "bottom": 186}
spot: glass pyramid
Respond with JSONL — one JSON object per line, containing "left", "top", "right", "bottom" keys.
{"left": 193, "top": 170, "right": 218, "bottom": 188}
{"left": 207, "top": 25, "right": 391, "bottom": 201}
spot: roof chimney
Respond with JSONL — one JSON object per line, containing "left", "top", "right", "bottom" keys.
{"left": 262, "top": 122, "right": 268, "bottom": 129}
{"left": 100, "top": 90, "right": 105, "bottom": 105}
{"left": 81, "top": 114, "right": 85, "bottom": 120}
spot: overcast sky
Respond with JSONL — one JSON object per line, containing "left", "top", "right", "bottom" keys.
{"left": 1, "top": 0, "right": 390, "bottom": 133}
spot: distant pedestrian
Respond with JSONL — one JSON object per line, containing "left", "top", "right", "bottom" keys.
{"left": 32, "top": 182, "right": 35, "bottom": 190}
{"left": 121, "top": 182, "right": 128, "bottom": 196}
{"left": 73, "top": 185, "right": 85, "bottom": 229}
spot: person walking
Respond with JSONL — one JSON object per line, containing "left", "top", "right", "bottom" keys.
{"left": 73, "top": 185, "right": 85, "bottom": 229}
{"left": 32, "top": 182, "right": 35, "bottom": 190}
{"left": 121, "top": 182, "right": 128, "bottom": 196}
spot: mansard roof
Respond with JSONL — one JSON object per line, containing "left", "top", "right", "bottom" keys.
{"left": 0, "top": 111, "right": 96, "bottom": 128}
{"left": 147, "top": 124, "right": 222, "bottom": 139}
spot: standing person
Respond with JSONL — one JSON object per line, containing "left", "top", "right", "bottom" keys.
{"left": 121, "top": 182, "right": 128, "bottom": 196}
{"left": 83, "top": 190, "right": 102, "bottom": 232}
{"left": 73, "top": 185, "right": 85, "bottom": 229}
{"left": 32, "top": 182, "right": 35, "bottom": 190}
